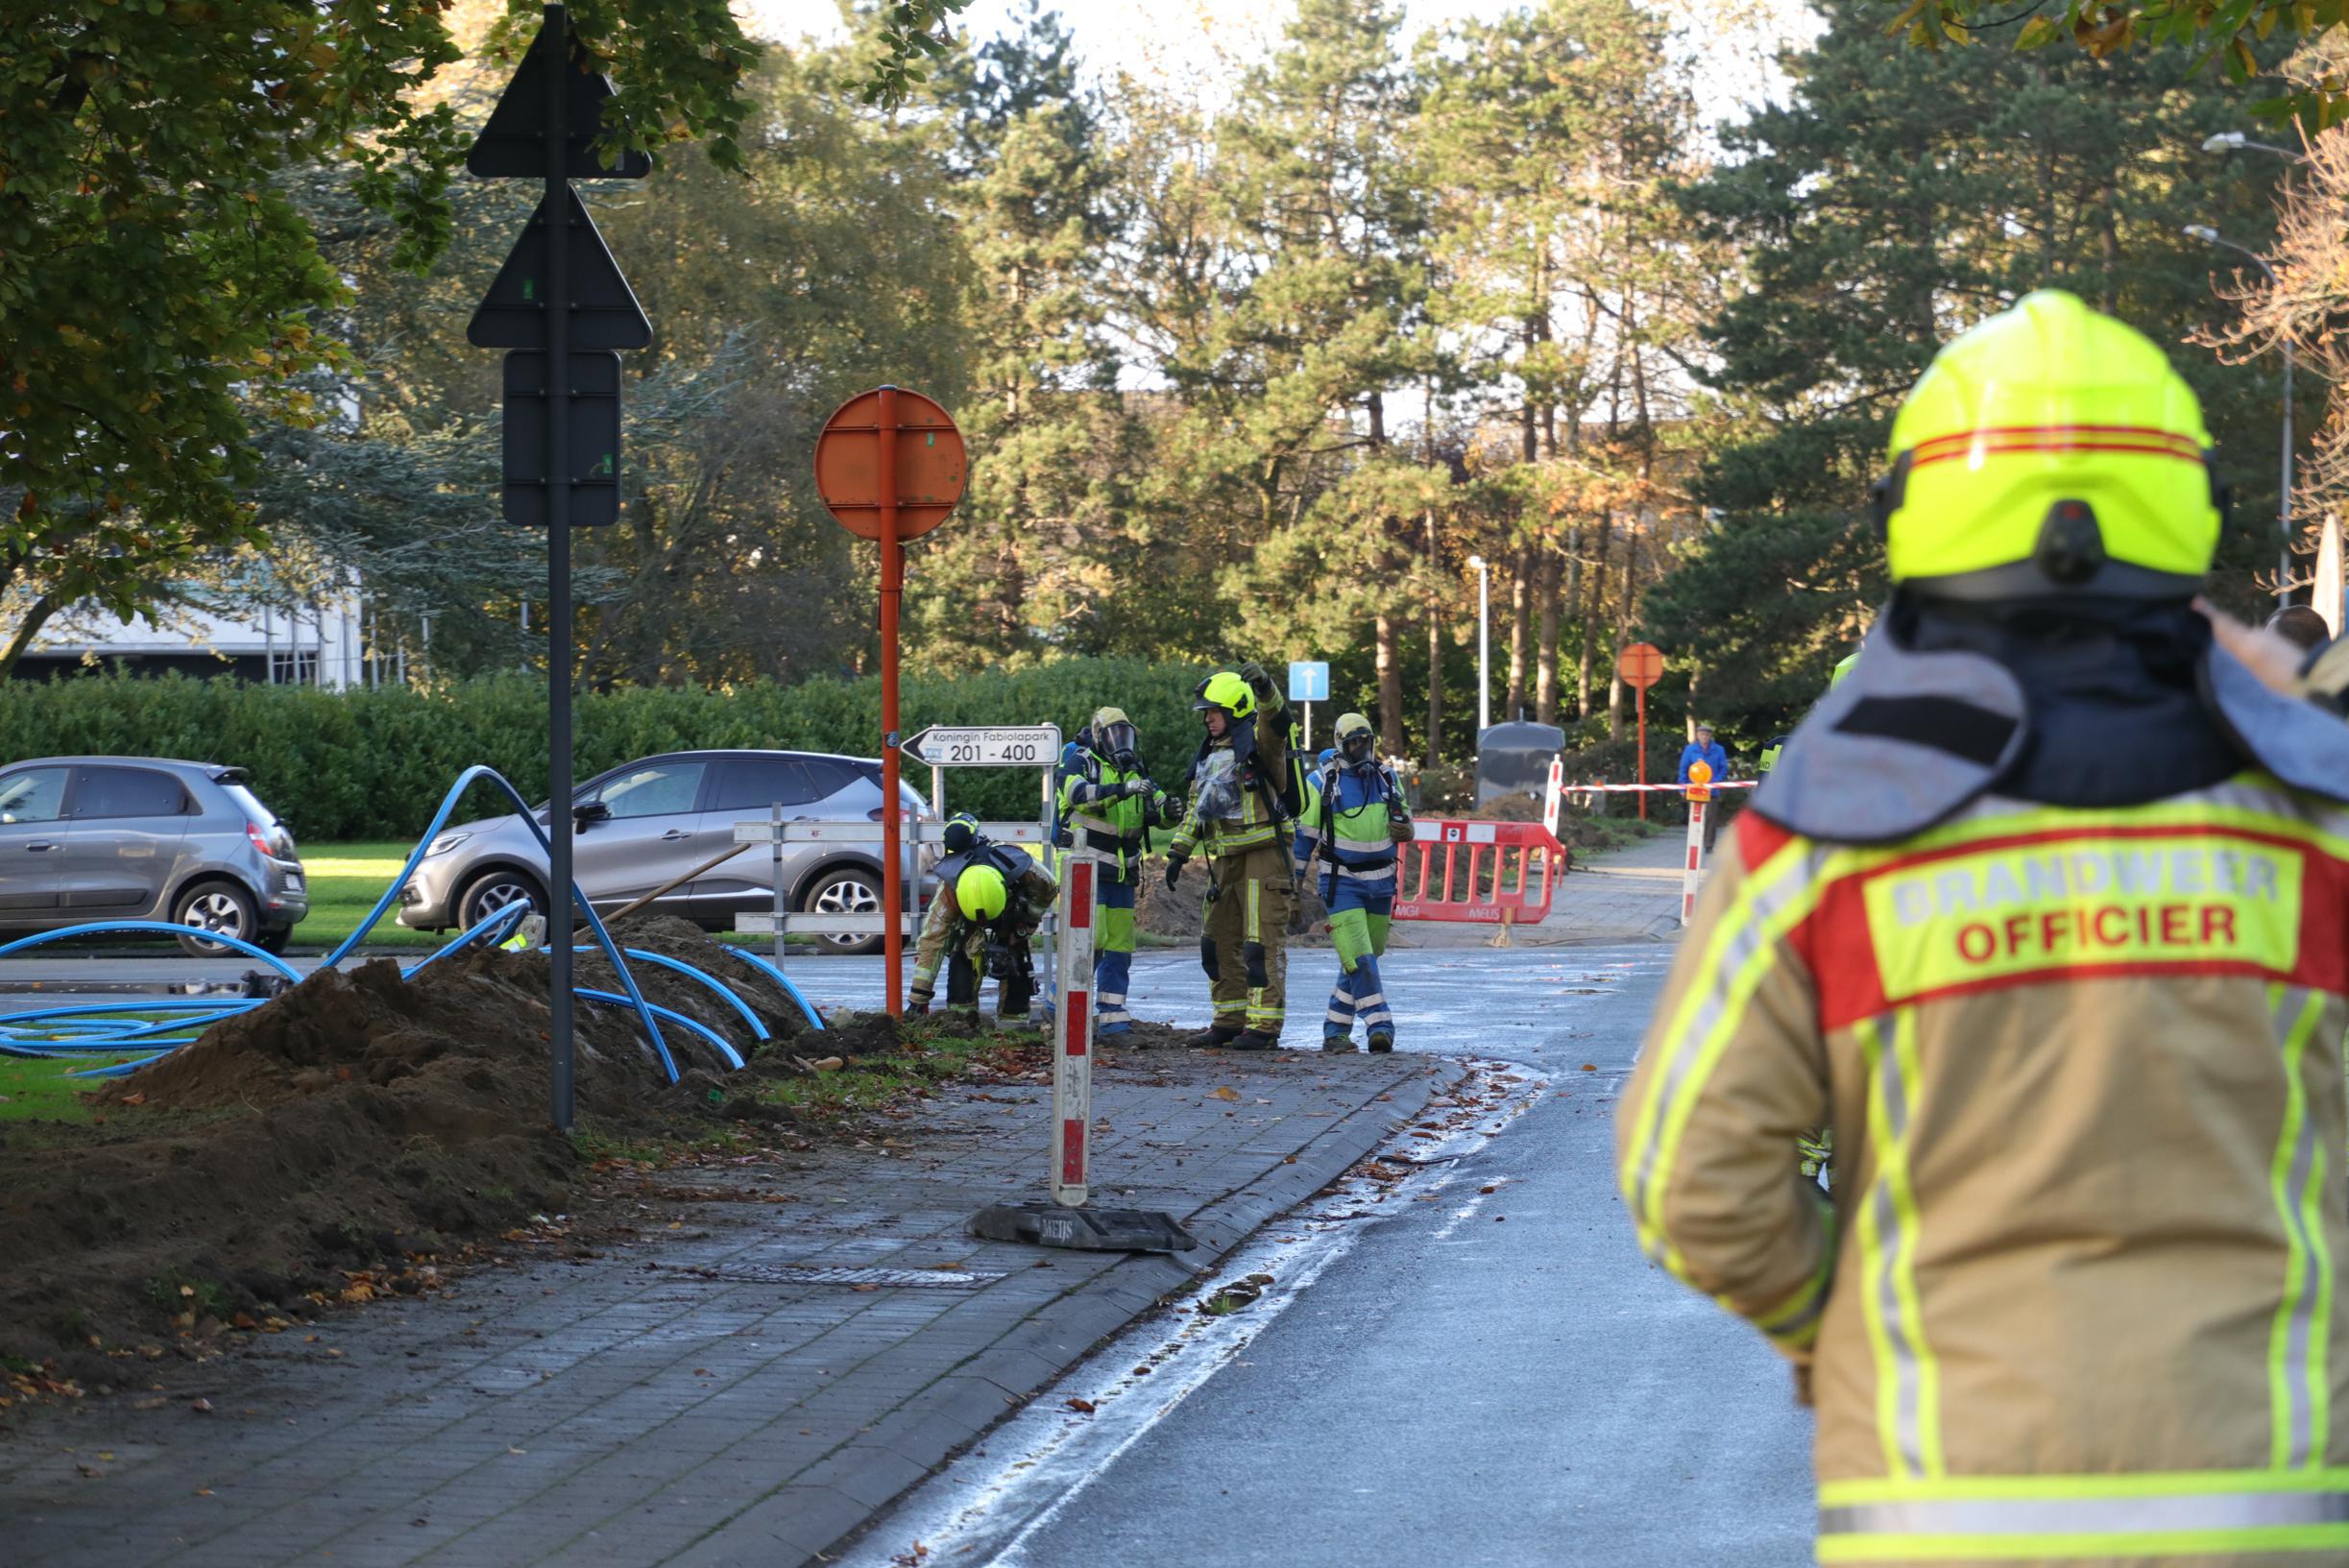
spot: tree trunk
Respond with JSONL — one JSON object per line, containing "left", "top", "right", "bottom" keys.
{"left": 1506, "top": 541, "right": 1532, "bottom": 721}
{"left": 1535, "top": 548, "right": 1562, "bottom": 726}
{"left": 1577, "top": 507, "right": 1612, "bottom": 720}
{"left": 1424, "top": 505, "right": 1442, "bottom": 765}
{"left": 1375, "top": 612, "right": 1405, "bottom": 756}
{"left": 0, "top": 593, "right": 60, "bottom": 679}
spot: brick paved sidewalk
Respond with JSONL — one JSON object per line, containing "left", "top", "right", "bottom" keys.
{"left": 0, "top": 1047, "right": 1454, "bottom": 1568}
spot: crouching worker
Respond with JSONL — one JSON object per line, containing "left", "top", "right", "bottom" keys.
{"left": 1296, "top": 713, "right": 1413, "bottom": 1052}
{"left": 910, "top": 816, "right": 1056, "bottom": 1025}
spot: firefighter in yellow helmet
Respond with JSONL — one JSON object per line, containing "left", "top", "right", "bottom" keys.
{"left": 1166, "top": 663, "right": 1296, "bottom": 1049}
{"left": 1617, "top": 290, "right": 2349, "bottom": 1566}
{"left": 909, "top": 839, "right": 1054, "bottom": 1025}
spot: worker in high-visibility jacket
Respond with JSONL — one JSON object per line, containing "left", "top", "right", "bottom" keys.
{"left": 1054, "top": 707, "right": 1181, "bottom": 1036}
{"left": 1166, "top": 663, "right": 1295, "bottom": 1049}
{"left": 1617, "top": 289, "right": 2349, "bottom": 1567}
{"left": 1294, "top": 712, "right": 1413, "bottom": 1052}
{"left": 909, "top": 836, "right": 1054, "bottom": 1024}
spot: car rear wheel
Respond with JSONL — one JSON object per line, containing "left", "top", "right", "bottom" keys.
{"left": 802, "top": 865, "right": 884, "bottom": 955}
{"left": 172, "top": 880, "right": 259, "bottom": 958}
{"left": 457, "top": 868, "right": 550, "bottom": 932}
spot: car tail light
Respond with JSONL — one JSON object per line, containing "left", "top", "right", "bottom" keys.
{"left": 246, "top": 821, "right": 273, "bottom": 856}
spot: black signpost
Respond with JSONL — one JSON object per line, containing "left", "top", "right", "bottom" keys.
{"left": 466, "top": 5, "right": 650, "bottom": 1129}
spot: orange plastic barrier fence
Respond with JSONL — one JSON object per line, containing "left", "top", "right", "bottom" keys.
{"left": 1392, "top": 820, "right": 1564, "bottom": 929}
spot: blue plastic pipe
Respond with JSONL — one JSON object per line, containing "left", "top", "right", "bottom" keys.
{"left": 0, "top": 922, "right": 303, "bottom": 982}
{"left": 575, "top": 990, "right": 744, "bottom": 1071}
{"left": 716, "top": 945, "right": 827, "bottom": 1032}
{"left": 573, "top": 947, "right": 768, "bottom": 1043}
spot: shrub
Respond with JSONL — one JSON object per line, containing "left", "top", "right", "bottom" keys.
{"left": 0, "top": 662, "right": 1224, "bottom": 841}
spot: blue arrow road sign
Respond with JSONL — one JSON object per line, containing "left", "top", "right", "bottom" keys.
{"left": 1288, "top": 662, "right": 1330, "bottom": 703}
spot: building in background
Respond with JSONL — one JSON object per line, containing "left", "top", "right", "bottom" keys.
{"left": 14, "top": 574, "right": 401, "bottom": 689}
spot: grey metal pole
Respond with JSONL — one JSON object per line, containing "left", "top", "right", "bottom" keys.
{"left": 544, "top": 3, "right": 576, "bottom": 1131}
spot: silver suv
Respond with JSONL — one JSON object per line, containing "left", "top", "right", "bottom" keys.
{"left": 397, "top": 749, "right": 932, "bottom": 954}
{"left": 0, "top": 757, "right": 306, "bottom": 956}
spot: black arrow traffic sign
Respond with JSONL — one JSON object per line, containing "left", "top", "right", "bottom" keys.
{"left": 467, "top": 185, "right": 652, "bottom": 350}
{"left": 466, "top": 33, "right": 652, "bottom": 181}
{"left": 465, "top": 4, "right": 658, "bottom": 1134}
{"left": 501, "top": 351, "right": 620, "bottom": 527}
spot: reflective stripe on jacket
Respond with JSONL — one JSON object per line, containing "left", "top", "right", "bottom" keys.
{"left": 1617, "top": 775, "right": 2349, "bottom": 1564}
{"left": 1172, "top": 706, "right": 1289, "bottom": 860}
{"left": 1054, "top": 743, "right": 1174, "bottom": 880}
{"left": 1295, "top": 760, "right": 1412, "bottom": 891}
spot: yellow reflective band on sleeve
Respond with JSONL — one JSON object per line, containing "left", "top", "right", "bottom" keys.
{"left": 1862, "top": 833, "right": 2304, "bottom": 1001}
{"left": 1619, "top": 835, "right": 1834, "bottom": 1273}
{"left": 1750, "top": 1200, "right": 1836, "bottom": 1350}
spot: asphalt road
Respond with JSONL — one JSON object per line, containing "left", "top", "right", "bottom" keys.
{"left": 852, "top": 946, "right": 1817, "bottom": 1568}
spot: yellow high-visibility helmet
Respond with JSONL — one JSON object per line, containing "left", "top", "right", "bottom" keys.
{"left": 1194, "top": 670, "right": 1256, "bottom": 721}
{"left": 956, "top": 863, "right": 1008, "bottom": 922}
{"left": 1874, "top": 290, "right": 2225, "bottom": 599}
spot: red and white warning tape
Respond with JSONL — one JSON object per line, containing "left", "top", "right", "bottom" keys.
{"left": 1562, "top": 781, "right": 1758, "bottom": 793}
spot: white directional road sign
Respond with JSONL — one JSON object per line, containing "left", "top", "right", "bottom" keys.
{"left": 900, "top": 724, "right": 1061, "bottom": 768}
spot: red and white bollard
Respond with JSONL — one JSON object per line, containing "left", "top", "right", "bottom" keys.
{"left": 1682, "top": 801, "right": 1707, "bottom": 926}
{"left": 1052, "top": 853, "right": 1096, "bottom": 1208}
{"left": 1681, "top": 760, "right": 1713, "bottom": 927}
{"left": 968, "top": 848, "right": 1194, "bottom": 1252}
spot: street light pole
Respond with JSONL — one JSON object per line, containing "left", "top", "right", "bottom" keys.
{"left": 1466, "top": 554, "right": 1490, "bottom": 735}
{"left": 2187, "top": 224, "right": 2293, "bottom": 610}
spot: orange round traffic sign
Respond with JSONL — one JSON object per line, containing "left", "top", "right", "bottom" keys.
{"left": 813, "top": 387, "right": 967, "bottom": 540}
{"left": 1616, "top": 641, "right": 1664, "bottom": 690}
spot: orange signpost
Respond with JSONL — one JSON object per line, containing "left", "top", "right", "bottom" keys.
{"left": 815, "top": 388, "right": 968, "bottom": 1014}
{"left": 1615, "top": 642, "right": 1664, "bottom": 821}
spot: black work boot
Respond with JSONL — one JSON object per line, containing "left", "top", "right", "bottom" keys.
{"left": 1366, "top": 1027, "right": 1395, "bottom": 1053}
{"left": 1228, "top": 1029, "right": 1278, "bottom": 1051}
{"left": 1184, "top": 1023, "right": 1243, "bottom": 1049}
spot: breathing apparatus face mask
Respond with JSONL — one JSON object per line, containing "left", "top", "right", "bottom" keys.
{"left": 1100, "top": 721, "right": 1137, "bottom": 762}
{"left": 1341, "top": 729, "right": 1374, "bottom": 765}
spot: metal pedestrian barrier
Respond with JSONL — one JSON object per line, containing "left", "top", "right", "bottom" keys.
{"left": 1392, "top": 819, "right": 1564, "bottom": 942}
{"left": 733, "top": 815, "right": 1052, "bottom": 978}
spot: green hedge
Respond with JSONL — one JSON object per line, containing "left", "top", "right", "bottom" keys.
{"left": 0, "top": 661, "right": 1221, "bottom": 840}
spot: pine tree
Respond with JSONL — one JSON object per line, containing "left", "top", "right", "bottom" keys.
{"left": 1644, "top": 0, "right": 2292, "bottom": 741}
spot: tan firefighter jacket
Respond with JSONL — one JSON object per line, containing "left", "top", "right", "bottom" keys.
{"left": 1619, "top": 624, "right": 2349, "bottom": 1568}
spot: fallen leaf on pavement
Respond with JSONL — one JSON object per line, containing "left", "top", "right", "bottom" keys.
{"left": 1210, "top": 1087, "right": 1240, "bottom": 1101}
{"left": 189, "top": 1398, "right": 214, "bottom": 1414}
{"left": 1064, "top": 1397, "right": 1097, "bottom": 1413}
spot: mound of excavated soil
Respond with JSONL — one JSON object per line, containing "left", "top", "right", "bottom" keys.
{"left": 0, "top": 922, "right": 829, "bottom": 1378}
{"left": 1134, "top": 863, "right": 1327, "bottom": 944}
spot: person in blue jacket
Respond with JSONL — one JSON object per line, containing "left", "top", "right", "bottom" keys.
{"left": 1676, "top": 722, "right": 1731, "bottom": 853}
{"left": 1294, "top": 714, "right": 1414, "bottom": 1052}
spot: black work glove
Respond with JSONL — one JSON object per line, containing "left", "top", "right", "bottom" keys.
{"left": 908, "top": 993, "right": 931, "bottom": 1016}
{"left": 1239, "top": 661, "right": 1276, "bottom": 702}
{"left": 1164, "top": 851, "right": 1187, "bottom": 889}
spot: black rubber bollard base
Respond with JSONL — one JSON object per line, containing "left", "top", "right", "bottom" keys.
{"left": 968, "top": 1202, "right": 1198, "bottom": 1253}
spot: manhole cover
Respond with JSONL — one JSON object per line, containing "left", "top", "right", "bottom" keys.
{"left": 662, "top": 1263, "right": 1005, "bottom": 1291}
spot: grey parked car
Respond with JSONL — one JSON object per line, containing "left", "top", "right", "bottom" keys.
{"left": 397, "top": 749, "right": 933, "bottom": 954}
{"left": 0, "top": 757, "right": 307, "bottom": 956}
